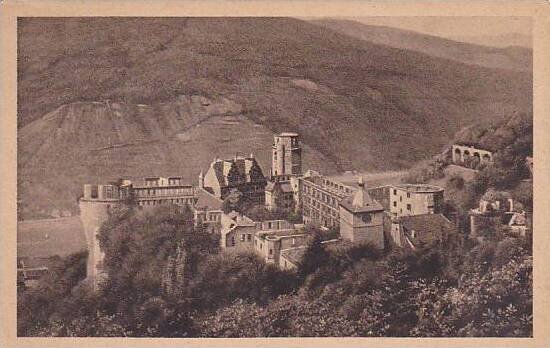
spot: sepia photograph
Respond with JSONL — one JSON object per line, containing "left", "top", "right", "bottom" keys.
{"left": 1, "top": 1, "right": 550, "bottom": 347}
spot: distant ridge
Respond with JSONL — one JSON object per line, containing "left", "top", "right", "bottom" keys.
{"left": 311, "top": 19, "right": 532, "bottom": 72}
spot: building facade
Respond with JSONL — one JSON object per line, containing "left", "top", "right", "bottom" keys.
{"left": 339, "top": 178, "right": 385, "bottom": 248}
{"left": 201, "top": 154, "right": 267, "bottom": 204}
{"left": 388, "top": 184, "right": 444, "bottom": 218}
{"left": 132, "top": 177, "right": 197, "bottom": 208}
{"left": 254, "top": 228, "right": 309, "bottom": 266}
{"left": 299, "top": 170, "right": 355, "bottom": 228}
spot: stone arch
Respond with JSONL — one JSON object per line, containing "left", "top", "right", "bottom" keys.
{"left": 463, "top": 150, "right": 471, "bottom": 157}
{"left": 482, "top": 153, "right": 491, "bottom": 162}
{"left": 454, "top": 147, "right": 462, "bottom": 162}
{"left": 473, "top": 152, "right": 481, "bottom": 160}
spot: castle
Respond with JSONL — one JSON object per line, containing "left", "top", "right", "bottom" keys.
{"left": 80, "top": 131, "right": 455, "bottom": 287}
{"left": 199, "top": 154, "right": 267, "bottom": 204}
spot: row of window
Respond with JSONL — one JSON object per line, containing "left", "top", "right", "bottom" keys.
{"left": 196, "top": 213, "right": 220, "bottom": 222}
{"left": 303, "top": 189, "right": 339, "bottom": 207}
{"left": 135, "top": 188, "right": 193, "bottom": 197}
{"left": 137, "top": 198, "right": 193, "bottom": 206}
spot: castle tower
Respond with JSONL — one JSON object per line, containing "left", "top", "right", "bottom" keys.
{"left": 272, "top": 132, "right": 302, "bottom": 179}
{"left": 79, "top": 184, "right": 123, "bottom": 290}
{"left": 339, "top": 177, "right": 385, "bottom": 249}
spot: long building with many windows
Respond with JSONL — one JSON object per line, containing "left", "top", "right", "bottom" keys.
{"left": 298, "top": 170, "right": 355, "bottom": 228}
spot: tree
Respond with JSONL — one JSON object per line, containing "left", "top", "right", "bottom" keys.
{"left": 222, "top": 188, "right": 243, "bottom": 213}
{"left": 297, "top": 233, "right": 329, "bottom": 279}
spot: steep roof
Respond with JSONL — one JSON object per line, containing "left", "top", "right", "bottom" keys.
{"left": 206, "top": 156, "right": 265, "bottom": 188}
{"left": 195, "top": 188, "right": 223, "bottom": 210}
{"left": 340, "top": 180, "right": 383, "bottom": 213}
{"left": 221, "top": 211, "right": 256, "bottom": 234}
{"left": 397, "top": 213, "right": 455, "bottom": 246}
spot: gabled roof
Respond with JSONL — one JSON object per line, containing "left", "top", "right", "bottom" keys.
{"left": 340, "top": 182, "right": 383, "bottom": 213}
{"left": 195, "top": 188, "right": 223, "bottom": 211}
{"left": 206, "top": 156, "right": 265, "bottom": 188}
{"left": 397, "top": 213, "right": 455, "bottom": 246}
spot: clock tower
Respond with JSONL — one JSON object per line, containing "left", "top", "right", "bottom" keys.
{"left": 339, "top": 177, "right": 385, "bottom": 249}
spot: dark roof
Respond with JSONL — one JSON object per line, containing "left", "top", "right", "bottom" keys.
{"left": 195, "top": 188, "right": 223, "bottom": 210}
{"left": 398, "top": 214, "right": 455, "bottom": 246}
{"left": 208, "top": 157, "right": 265, "bottom": 188}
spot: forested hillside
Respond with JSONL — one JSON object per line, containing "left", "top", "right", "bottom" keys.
{"left": 18, "top": 204, "right": 532, "bottom": 337}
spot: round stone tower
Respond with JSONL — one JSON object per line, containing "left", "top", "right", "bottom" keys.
{"left": 79, "top": 184, "right": 123, "bottom": 289}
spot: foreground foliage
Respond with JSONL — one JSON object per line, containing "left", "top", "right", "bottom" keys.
{"left": 18, "top": 198, "right": 532, "bottom": 337}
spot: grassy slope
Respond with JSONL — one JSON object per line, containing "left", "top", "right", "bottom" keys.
{"left": 17, "top": 17, "right": 532, "bottom": 218}
{"left": 310, "top": 19, "right": 533, "bottom": 72}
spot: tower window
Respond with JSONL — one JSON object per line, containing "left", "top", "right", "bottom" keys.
{"left": 407, "top": 204, "right": 411, "bottom": 211}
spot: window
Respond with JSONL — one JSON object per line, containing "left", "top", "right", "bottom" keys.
{"left": 400, "top": 196, "right": 402, "bottom": 202}
{"left": 407, "top": 192, "right": 411, "bottom": 198}
{"left": 241, "top": 234, "right": 245, "bottom": 242}
{"left": 362, "top": 214, "right": 372, "bottom": 223}
{"left": 247, "top": 234, "right": 252, "bottom": 242}
{"left": 407, "top": 204, "right": 411, "bottom": 211}
{"left": 269, "top": 249, "right": 273, "bottom": 255}
{"left": 393, "top": 201, "right": 397, "bottom": 207}
{"left": 292, "top": 237, "right": 296, "bottom": 246}
{"left": 393, "top": 189, "right": 397, "bottom": 195}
